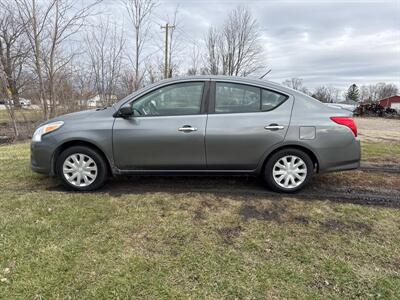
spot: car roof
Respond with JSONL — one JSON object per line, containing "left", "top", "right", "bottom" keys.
{"left": 157, "top": 75, "right": 283, "bottom": 88}
{"left": 114, "top": 75, "right": 302, "bottom": 108}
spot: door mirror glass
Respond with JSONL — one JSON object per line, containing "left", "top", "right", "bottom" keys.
{"left": 118, "top": 104, "right": 133, "bottom": 118}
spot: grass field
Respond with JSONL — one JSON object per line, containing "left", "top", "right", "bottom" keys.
{"left": 361, "top": 141, "right": 400, "bottom": 163}
{"left": 1, "top": 142, "right": 400, "bottom": 299}
{"left": 0, "top": 109, "right": 43, "bottom": 123}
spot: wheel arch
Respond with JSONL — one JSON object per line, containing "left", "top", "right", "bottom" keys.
{"left": 52, "top": 140, "right": 113, "bottom": 176}
{"left": 258, "top": 144, "right": 319, "bottom": 174}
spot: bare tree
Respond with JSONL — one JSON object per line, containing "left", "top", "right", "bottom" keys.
{"left": 0, "top": 69, "right": 20, "bottom": 138}
{"left": 70, "top": 61, "right": 94, "bottom": 109}
{"left": 86, "top": 18, "right": 125, "bottom": 106}
{"left": 204, "top": 7, "right": 263, "bottom": 77}
{"left": 0, "top": 0, "right": 32, "bottom": 138}
{"left": 312, "top": 86, "right": 340, "bottom": 103}
{"left": 360, "top": 82, "right": 398, "bottom": 103}
{"left": 122, "top": 0, "right": 156, "bottom": 90}
{"left": 0, "top": 1, "right": 29, "bottom": 104}
{"left": 144, "top": 56, "right": 164, "bottom": 84}
{"left": 45, "top": 0, "right": 101, "bottom": 117}
{"left": 204, "top": 26, "right": 220, "bottom": 75}
{"left": 16, "top": 0, "right": 100, "bottom": 119}
{"left": 120, "top": 69, "right": 136, "bottom": 96}
{"left": 15, "top": 0, "right": 54, "bottom": 118}
{"left": 187, "top": 42, "right": 201, "bottom": 75}
{"left": 282, "top": 78, "right": 307, "bottom": 92}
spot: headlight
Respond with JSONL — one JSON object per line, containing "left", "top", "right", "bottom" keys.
{"left": 32, "top": 121, "right": 64, "bottom": 142}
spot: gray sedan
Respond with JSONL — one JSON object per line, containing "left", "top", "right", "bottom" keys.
{"left": 31, "top": 76, "right": 360, "bottom": 193}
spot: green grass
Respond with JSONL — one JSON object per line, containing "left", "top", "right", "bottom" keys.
{"left": 362, "top": 141, "right": 400, "bottom": 162}
{"left": 0, "top": 109, "right": 43, "bottom": 123}
{"left": 1, "top": 143, "right": 400, "bottom": 299}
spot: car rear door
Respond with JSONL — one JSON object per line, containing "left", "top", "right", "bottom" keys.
{"left": 113, "top": 80, "right": 210, "bottom": 170}
{"left": 205, "top": 81, "right": 294, "bottom": 170}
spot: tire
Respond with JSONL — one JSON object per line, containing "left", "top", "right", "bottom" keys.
{"left": 56, "top": 146, "right": 108, "bottom": 191}
{"left": 264, "top": 148, "right": 314, "bottom": 193}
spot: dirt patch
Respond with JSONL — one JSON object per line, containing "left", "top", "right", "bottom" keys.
{"left": 356, "top": 117, "right": 400, "bottom": 143}
{"left": 314, "top": 170, "right": 400, "bottom": 193}
{"left": 360, "top": 163, "right": 400, "bottom": 174}
{"left": 320, "top": 218, "right": 372, "bottom": 234}
{"left": 163, "top": 232, "right": 191, "bottom": 248}
{"left": 216, "top": 225, "right": 242, "bottom": 244}
{"left": 200, "top": 199, "right": 216, "bottom": 209}
{"left": 239, "top": 203, "right": 286, "bottom": 222}
{"left": 40, "top": 172, "right": 400, "bottom": 209}
{"left": 390, "top": 256, "right": 400, "bottom": 272}
{"left": 193, "top": 207, "right": 206, "bottom": 221}
{"left": 292, "top": 215, "right": 310, "bottom": 225}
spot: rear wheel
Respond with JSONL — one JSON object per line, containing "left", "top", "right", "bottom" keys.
{"left": 264, "top": 148, "right": 314, "bottom": 193}
{"left": 56, "top": 146, "right": 108, "bottom": 191}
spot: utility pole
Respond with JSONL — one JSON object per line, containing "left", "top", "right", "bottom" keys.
{"left": 161, "top": 23, "right": 175, "bottom": 79}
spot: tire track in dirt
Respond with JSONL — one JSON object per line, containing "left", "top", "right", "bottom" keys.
{"left": 360, "top": 162, "right": 400, "bottom": 174}
{"left": 98, "top": 177, "right": 400, "bottom": 208}
{"left": 4, "top": 162, "right": 399, "bottom": 208}
{"left": 5, "top": 180, "right": 399, "bottom": 208}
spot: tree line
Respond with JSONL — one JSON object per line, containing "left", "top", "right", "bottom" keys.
{"left": 283, "top": 78, "right": 398, "bottom": 103}
{"left": 0, "top": 1, "right": 264, "bottom": 128}
{"left": 1, "top": 0, "right": 398, "bottom": 139}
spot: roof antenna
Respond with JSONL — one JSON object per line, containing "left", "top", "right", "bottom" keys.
{"left": 259, "top": 69, "right": 272, "bottom": 79}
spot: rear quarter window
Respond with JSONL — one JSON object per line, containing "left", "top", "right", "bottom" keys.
{"left": 215, "top": 82, "right": 289, "bottom": 113}
{"left": 261, "top": 89, "right": 288, "bottom": 111}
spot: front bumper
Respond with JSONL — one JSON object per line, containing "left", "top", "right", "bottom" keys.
{"left": 30, "top": 140, "right": 56, "bottom": 176}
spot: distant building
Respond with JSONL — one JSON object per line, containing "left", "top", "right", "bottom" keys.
{"left": 86, "top": 95, "right": 118, "bottom": 107}
{"left": 378, "top": 95, "right": 400, "bottom": 111}
{"left": 19, "top": 98, "right": 31, "bottom": 107}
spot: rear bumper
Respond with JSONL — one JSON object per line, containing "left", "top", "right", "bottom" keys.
{"left": 318, "top": 139, "right": 361, "bottom": 173}
{"left": 320, "top": 160, "right": 360, "bottom": 173}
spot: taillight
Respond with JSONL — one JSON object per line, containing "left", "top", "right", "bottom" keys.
{"left": 330, "top": 117, "right": 357, "bottom": 137}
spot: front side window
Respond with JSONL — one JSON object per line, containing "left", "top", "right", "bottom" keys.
{"left": 215, "top": 82, "right": 288, "bottom": 113}
{"left": 132, "top": 82, "right": 204, "bottom": 116}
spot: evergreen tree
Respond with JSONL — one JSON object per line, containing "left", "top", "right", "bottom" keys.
{"left": 346, "top": 84, "right": 360, "bottom": 102}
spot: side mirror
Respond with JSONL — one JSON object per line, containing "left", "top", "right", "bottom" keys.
{"left": 116, "top": 104, "right": 133, "bottom": 118}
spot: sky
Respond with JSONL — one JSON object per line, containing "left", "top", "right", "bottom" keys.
{"left": 99, "top": 0, "right": 400, "bottom": 92}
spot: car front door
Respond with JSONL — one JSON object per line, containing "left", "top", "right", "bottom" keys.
{"left": 113, "top": 81, "right": 209, "bottom": 170}
{"left": 205, "top": 81, "right": 294, "bottom": 170}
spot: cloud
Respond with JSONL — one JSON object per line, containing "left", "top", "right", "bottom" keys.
{"left": 104, "top": 0, "right": 400, "bottom": 91}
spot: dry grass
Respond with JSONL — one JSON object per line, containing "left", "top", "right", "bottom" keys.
{"left": 0, "top": 143, "right": 400, "bottom": 299}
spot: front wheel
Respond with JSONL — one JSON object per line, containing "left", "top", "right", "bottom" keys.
{"left": 56, "top": 146, "right": 108, "bottom": 191}
{"left": 264, "top": 148, "right": 314, "bottom": 193}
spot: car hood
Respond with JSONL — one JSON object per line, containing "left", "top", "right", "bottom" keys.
{"left": 44, "top": 107, "right": 116, "bottom": 124}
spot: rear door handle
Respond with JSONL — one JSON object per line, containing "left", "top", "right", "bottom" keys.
{"left": 264, "top": 124, "right": 284, "bottom": 131}
{"left": 178, "top": 126, "right": 198, "bottom": 132}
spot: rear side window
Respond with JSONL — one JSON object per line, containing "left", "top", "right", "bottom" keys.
{"left": 262, "top": 89, "right": 288, "bottom": 111}
{"left": 215, "top": 82, "right": 288, "bottom": 113}
{"left": 215, "top": 83, "right": 260, "bottom": 113}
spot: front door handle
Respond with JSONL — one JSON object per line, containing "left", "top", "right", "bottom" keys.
{"left": 264, "top": 124, "right": 284, "bottom": 131}
{"left": 178, "top": 126, "right": 198, "bottom": 132}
